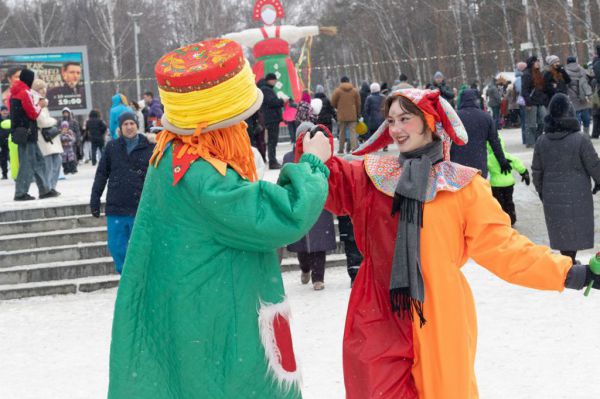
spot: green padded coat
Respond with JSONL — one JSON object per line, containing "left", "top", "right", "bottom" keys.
{"left": 107, "top": 148, "right": 329, "bottom": 399}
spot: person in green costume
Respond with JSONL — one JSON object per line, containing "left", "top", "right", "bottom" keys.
{"left": 107, "top": 38, "right": 333, "bottom": 399}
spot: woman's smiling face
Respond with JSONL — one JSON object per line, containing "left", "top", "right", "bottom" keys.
{"left": 387, "top": 99, "right": 433, "bottom": 153}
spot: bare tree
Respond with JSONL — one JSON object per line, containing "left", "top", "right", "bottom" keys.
{"left": 465, "top": 0, "right": 481, "bottom": 84}
{"left": 451, "top": 0, "right": 468, "bottom": 82}
{"left": 16, "top": 0, "right": 63, "bottom": 47}
{"left": 83, "top": 0, "right": 131, "bottom": 92}
{"left": 499, "top": 0, "right": 516, "bottom": 67}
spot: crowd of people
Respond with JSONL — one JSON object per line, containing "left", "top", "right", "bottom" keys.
{"left": 0, "top": 65, "right": 164, "bottom": 201}
{"left": 3, "top": 33, "right": 600, "bottom": 398}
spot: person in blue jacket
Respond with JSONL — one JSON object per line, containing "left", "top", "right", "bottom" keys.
{"left": 108, "top": 93, "right": 130, "bottom": 140}
{"left": 90, "top": 111, "right": 154, "bottom": 273}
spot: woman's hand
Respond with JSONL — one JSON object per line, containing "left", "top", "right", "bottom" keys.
{"left": 303, "top": 131, "right": 332, "bottom": 163}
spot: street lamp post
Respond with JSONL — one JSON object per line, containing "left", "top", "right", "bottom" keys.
{"left": 127, "top": 12, "right": 143, "bottom": 101}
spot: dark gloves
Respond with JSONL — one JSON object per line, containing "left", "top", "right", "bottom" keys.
{"left": 91, "top": 208, "right": 100, "bottom": 218}
{"left": 499, "top": 158, "right": 512, "bottom": 175}
{"left": 521, "top": 170, "right": 531, "bottom": 186}
{"left": 564, "top": 264, "right": 600, "bottom": 290}
{"left": 593, "top": 183, "right": 600, "bottom": 194}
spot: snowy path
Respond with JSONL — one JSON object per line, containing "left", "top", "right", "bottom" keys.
{"left": 1, "top": 264, "right": 599, "bottom": 399}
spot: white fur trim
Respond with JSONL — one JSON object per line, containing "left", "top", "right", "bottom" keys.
{"left": 258, "top": 298, "right": 302, "bottom": 394}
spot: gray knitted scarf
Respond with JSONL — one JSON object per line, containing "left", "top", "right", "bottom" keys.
{"left": 390, "top": 139, "right": 443, "bottom": 327}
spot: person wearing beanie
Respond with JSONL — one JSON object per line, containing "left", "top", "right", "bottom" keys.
{"left": 107, "top": 39, "right": 331, "bottom": 399}
{"left": 521, "top": 55, "right": 548, "bottom": 147}
{"left": 543, "top": 55, "right": 571, "bottom": 106}
{"left": 90, "top": 109, "right": 153, "bottom": 274}
{"left": 532, "top": 93, "right": 600, "bottom": 263}
{"left": 10, "top": 68, "right": 54, "bottom": 201}
{"left": 314, "top": 83, "right": 336, "bottom": 133}
{"left": 0, "top": 105, "right": 9, "bottom": 179}
{"left": 565, "top": 55, "right": 594, "bottom": 136}
{"left": 431, "top": 70, "right": 455, "bottom": 107}
{"left": 298, "top": 88, "right": 600, "bottom": 398}
{"left": 332, "top": 76, "right": 361, "bottom": 153}
{"left": 363, "top": 82, "right": 385, "bottom": 139}
{"left": 369, "top": 82, "right": 380, "bottom": 94}
{"left": 282, "top": 122, "right": 336, "bottom": 291}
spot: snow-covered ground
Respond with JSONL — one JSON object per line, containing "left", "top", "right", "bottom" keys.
{"left": 1, "top": 129, "right": 600, "bottom": 398}
{"left": 1, "top": 264, "right": 599, "bottom": 399}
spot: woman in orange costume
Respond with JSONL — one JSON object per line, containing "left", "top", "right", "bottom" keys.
{"left": 305, "top": 88, "right": 599, "bottom": 398}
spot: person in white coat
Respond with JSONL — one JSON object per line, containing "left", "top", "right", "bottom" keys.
{"left": 32, "top": 79, "right": 62, "bottom": 195}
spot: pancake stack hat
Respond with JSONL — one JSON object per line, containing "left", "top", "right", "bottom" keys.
{"left": 156, "top": 38, "right": 263, "bottom": 135}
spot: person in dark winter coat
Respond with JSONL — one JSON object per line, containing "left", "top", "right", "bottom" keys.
{"left": 0, "top": 105, "right": 9, "bottom": 179}
{"left": 90, "top": 111, "right": 154, "bottom": 273}
{"left": 259, "top": 74, "right": 285, "bottom": 169}
{"left": 363, "top": 83, "right": 385, "bottom": 138}
{"left": 521, "top": 55, "right": 548, "bottom": 147}
{"left": 486, "top": 79, "right": 502, "bottom": 129}
{"left": 432, "top": 71, "right": 455, "bottom": 107}
{"left": 543, "top": 55, "right": 571, "bottom": 106}
{"left": 359, "top": 81, "right": 370, "bottom": 117}
{"left": 85, "top": 109, "right": 107, "bottom": 166}
{"left": 532, "top": 94, "right": 600, "bottom": 263}
{"left": 314, "top": 84, "right": 336, "bottom": 133}
{"left": 245, "top": 108, "right": 266, "bottom": 162}
{"left": 283, "top": 122, "right": 337, "bottom": 290}
{"left": 565, "top": 56, "right": 593, "bottom": 136}
{"left": 450, "top": 89, "right": 510, "bottom": 178}
{"left": 10, "top": 68, "right": 53, "bottom": 201}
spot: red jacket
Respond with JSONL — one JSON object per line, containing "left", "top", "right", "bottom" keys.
{"left": 10, "top": 80, "right": 41, "bottom": 121}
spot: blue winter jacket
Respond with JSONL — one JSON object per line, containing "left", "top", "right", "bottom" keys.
{"left": 109, "top": 94, "right": 131, "bottom": 139}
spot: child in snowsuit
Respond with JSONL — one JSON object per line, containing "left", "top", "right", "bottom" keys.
{"left": 60, "top": 121, "right": 77, "bottom": 174}
{"left": 487, "top": 134, "right": 530, "bottom": 225}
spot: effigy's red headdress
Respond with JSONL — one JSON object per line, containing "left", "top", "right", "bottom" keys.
{"left": 253, "top": 0, "right": 285, "bottom": 22}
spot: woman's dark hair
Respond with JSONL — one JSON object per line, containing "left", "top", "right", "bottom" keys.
{"left": 89, "top": 109, "right": 101, "bottom": 119}
{"left": 384, "top": 95, "right": 425, "bottom": 121}
{"left": 131, "top": 101, "right": 141, "bottom": 111}
{"left": 383, "top": 95, "right": 438, "bottom": 138}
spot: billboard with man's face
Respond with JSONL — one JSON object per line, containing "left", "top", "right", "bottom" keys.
{"left": 0, "top": 46, "right": 92, "bottom": 117}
